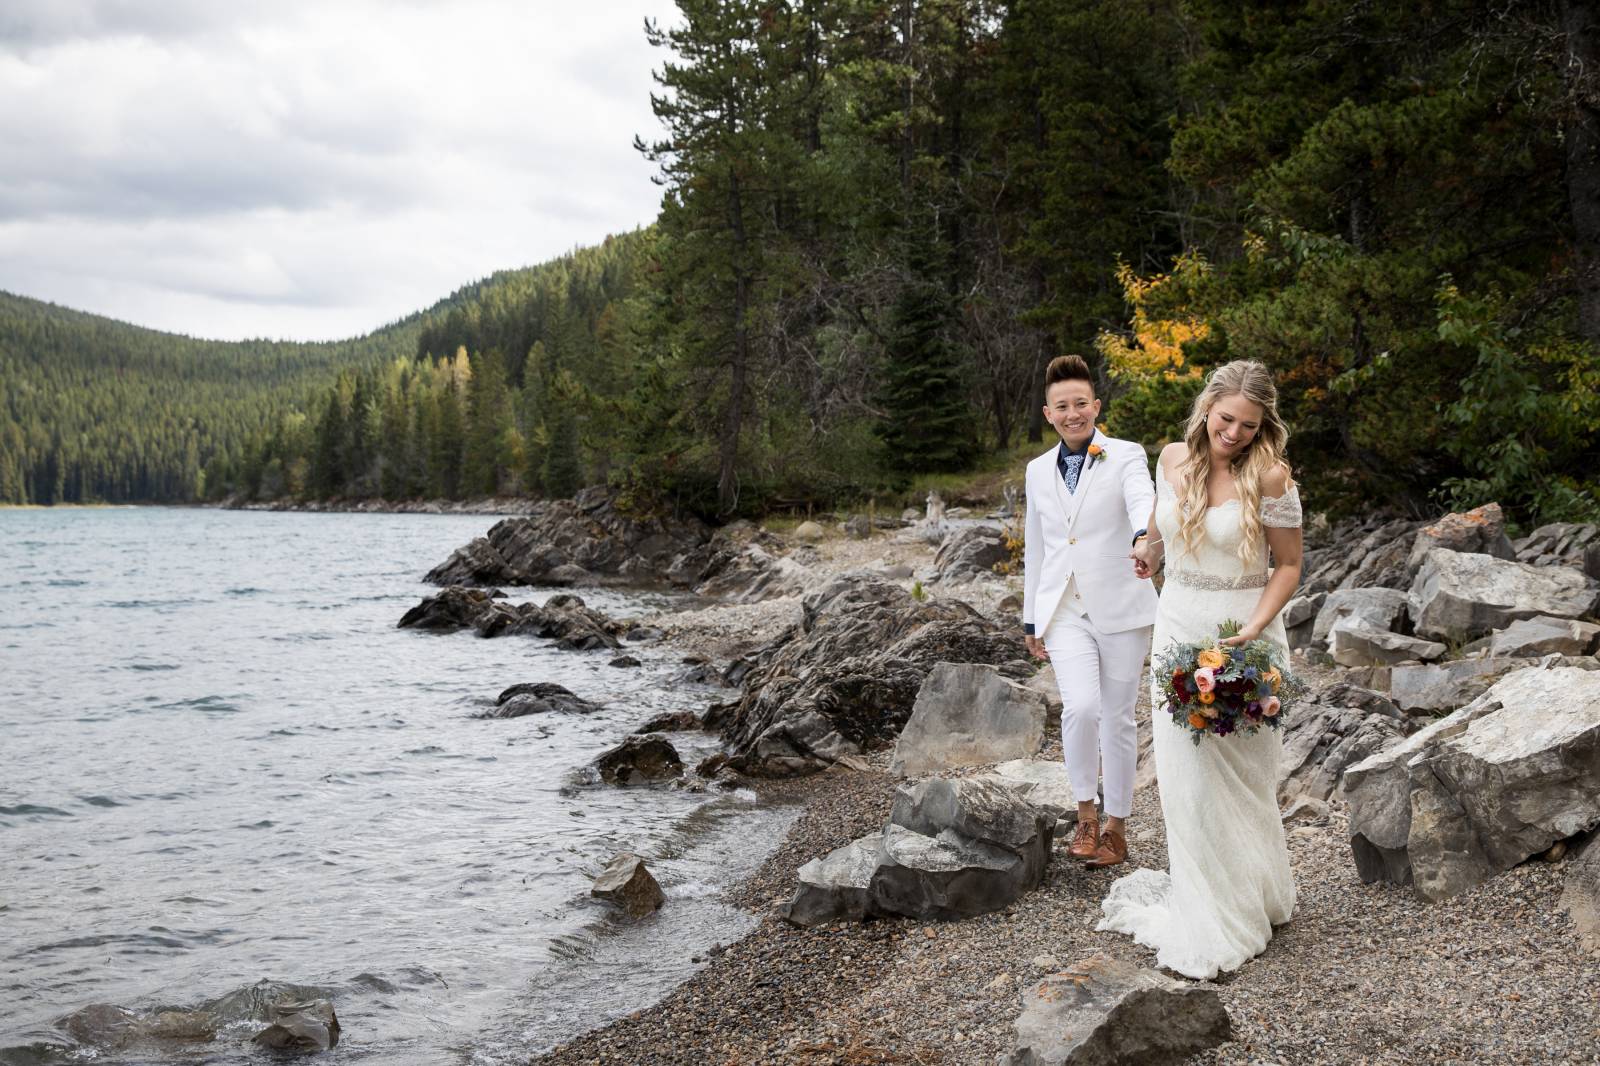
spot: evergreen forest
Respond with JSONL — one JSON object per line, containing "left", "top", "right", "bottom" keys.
{"left": 4, "top": 0, "right": 1598, "bottom": 528}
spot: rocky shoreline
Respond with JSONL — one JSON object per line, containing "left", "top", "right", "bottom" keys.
{"left": 506, "top": 505, "right": 1600, "bottom": 1065}
{"left": 532, "top": 747, "right": 1596, "bottom": 1065}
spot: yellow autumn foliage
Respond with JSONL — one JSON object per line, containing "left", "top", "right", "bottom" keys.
{"left": 1095, "top": 252, "right": 1212, "bottom": 382}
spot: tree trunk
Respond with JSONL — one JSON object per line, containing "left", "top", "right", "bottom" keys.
{"left": 720, "top": 170, "right": 750, "bottom": 515}
{"left": 1562, "top": 0, "right": 1600, "bottom": 346}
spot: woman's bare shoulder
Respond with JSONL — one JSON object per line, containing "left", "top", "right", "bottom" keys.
{"left": 1157, "top": 441, "right": 1188, "bottom": 473}
{"left": 1262, "top": 461, "right": 1293, "bottom": 496}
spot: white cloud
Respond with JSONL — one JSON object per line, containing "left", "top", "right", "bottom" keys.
{"left": 0, "top": 0, "right": 676, "bottom": 340}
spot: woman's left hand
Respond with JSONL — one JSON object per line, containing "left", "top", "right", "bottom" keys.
{"left": 1219, "top": 624, "right": 1264, "bottom": 646}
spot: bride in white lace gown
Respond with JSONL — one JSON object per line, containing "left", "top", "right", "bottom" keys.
{"left": 1098, "top": 360, "right": 1304, "bottom": 980}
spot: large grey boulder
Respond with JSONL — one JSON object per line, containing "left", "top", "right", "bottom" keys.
{"left": 692, "top": 543, "right": 813, "bottom": 603}
{"left": 720, "top": 576, "right": 1020, "bottom": 777}
{"left": 1302, "top": 516, "right": 1424, "bottom": 595}
{"left": 1404, "top": 503, "right": 1516, "bottom": 580}
{"left": 1277, "top": 683, "right": 1415, "bottom": 806}
{"left": 869, "top": 823, "right": 1032, "bottom": 921}
{"left": 424, "top": 488, "right": 710, "bottom": 587}
{"left": 591, "top": 853, "right": 666, "bottom": 917}
{"left": 932, "top": 525, "right": 1010, "bottom": 583}
{"left": 1470, "top": 616, "right": 1600, "bottom": 659}
{"left": 889, "top": 663, "right": 1048, "bottom": 777}
{"left": 1025, "top": 665, "right": 1064, "bottom": 715}
{"left": 1327, "top": 621, "right": 1446, "bottom": 667}
{"left": 780, "top": 777, "right": 1056, "bottom": 925}
{"left": 1000, "top": 955, "right": 1232, "bottom": 1066}
{"left": 1408, "top": 549, "right": 1599, "bottom": 643}
{"left": 979, "top": 760, "right": 1077, "bottom": 825}
{"left": 783, "top": 837, "right": 882, "bottom": 926}
{"left": 251, "top": 1000, "right": 340, "bottom": 1052}
{"left": 1343, "top": 667, "right": 1600, "bottom": 900}
{"left": 1312, "top": 588, "right": 1410, "bottom": 647}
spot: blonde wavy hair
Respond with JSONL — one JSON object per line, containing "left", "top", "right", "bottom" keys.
{"left": 1173, "top": 360, "right": 1291, "bottom": 566}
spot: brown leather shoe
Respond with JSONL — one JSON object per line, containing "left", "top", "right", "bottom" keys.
{"left": 1084, "top": 827, "right": 1128, "bottom": 869}
{"left": 1067, "top": 816, "right": 1100, "bottom": 860}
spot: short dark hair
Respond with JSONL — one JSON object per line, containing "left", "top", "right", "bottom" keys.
{"left": 1045, "top": 354, "right": 1094, "bottom": 393}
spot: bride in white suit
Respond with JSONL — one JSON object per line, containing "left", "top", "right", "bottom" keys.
{"left": 1022, "top": 354, "right": 1159, "bottom": 869}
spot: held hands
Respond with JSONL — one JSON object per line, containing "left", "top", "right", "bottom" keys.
{"left": 1024, "top": 634, "right": 1049, "bottom": 662}
{"left": 1130, "top": 537, "right": 1163, "bottom": 580}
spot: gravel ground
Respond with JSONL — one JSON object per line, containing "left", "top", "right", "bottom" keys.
{"left": 536, "top": 751, "right": 1598, "bottom": 1065}
{"left": 534, "top": 527, "right": 1600, "bottom": 1066}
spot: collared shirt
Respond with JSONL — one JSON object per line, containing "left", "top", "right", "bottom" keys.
{"left": 1057, "top": 438, "right": 1091, "bottom": 495}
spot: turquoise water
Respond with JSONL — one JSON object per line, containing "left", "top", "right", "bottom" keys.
{"left": 0, "top": 508, "right": 791, "bottom": 1064}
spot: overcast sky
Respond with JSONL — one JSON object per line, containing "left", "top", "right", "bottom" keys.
{"left": 0, "top": 0, "right": 678, "bottom": 341}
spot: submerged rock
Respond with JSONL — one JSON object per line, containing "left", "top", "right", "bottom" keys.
{"left": 251, "top": 999, "right": 340, "bottom": 1052}
{"left": 479, "top": 683, "right": 599, "bottom": 719}
{"left": 591, "top": 853, "right": 667, "bottom": 917}
{"left": 595, "top": 734, "right": 684, "bottom": 784}
{"left": 397, "top": 587, "right": 627, "bottom": 650}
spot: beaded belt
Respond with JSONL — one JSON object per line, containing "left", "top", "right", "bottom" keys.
{"left": 1166, "top": 569, "right": 1269, "bottom": 591}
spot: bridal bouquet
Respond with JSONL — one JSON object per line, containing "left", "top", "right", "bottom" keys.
{"left": 1156, "top": 620, "right": 1301, "bottom": 743}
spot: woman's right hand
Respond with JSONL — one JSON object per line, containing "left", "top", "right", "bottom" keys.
{"left": 1024, "top": 634, "right": 1049, "bottom": 661}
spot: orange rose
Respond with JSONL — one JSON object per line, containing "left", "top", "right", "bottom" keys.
{"left": 1087, "top": 443, "right": 1104, "bottom": 458}
{"left": 1198, "top": 690, "right": 1215, "bottom": 705}
{"left": 1265, "top": 668, "right": 1282, "bottom": 693}
{"left": 1197, "top": 648, "right": 1226, "bottom": 670}
{"left": 1188, "top": 711, "right": 1209, "bottom": 730}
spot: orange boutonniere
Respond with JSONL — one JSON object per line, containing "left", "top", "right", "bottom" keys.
{"left": 1086, "top": 442, "right": 1104, "bottom": 469}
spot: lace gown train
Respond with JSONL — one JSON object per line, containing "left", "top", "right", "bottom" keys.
{"left": 1095, "top": 477, "right": 1300, "bottom": 980}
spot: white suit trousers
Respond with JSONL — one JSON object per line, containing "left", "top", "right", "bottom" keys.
{"left": 1042, "top": 608, "right": 1151, "bottom": 819}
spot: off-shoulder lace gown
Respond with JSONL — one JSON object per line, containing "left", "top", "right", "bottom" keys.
{"left": 1096, "top": 476, "right": 1301, "bottom": 979}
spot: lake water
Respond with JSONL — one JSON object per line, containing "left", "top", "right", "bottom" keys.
{"left": 0, "top": 507, "right": 796, "bottom": 1065}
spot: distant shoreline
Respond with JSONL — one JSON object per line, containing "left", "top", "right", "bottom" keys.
{"left": 218, "top": 496, "right": 540, "bottom": 516}
{"left": 1, "top": 499, "right": 536, "bottom": 514}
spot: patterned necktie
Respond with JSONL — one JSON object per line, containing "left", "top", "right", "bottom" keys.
{"left": 1059, "top": 450, "right": 1084, "bottom": 494}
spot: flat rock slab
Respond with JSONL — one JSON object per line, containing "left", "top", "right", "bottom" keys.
{"left": 1328, "top": 621, "right": 1445, "bottom": 667}
{"left": 1000, "top": 955, "right": 1231, "bottom": 1066}
{"left": 1476, "top": 615, "right": 1600, "bottom": 658}
{"left": 890, "top": 662, "right": 1047, "bottom": 777}
{"left": 1408, "top": 548, "right": 1599, "bottom": 642}
{"left": 1343, "top": 667, "right": 1600, "bottom": 901}
{"left": 1387, "top": 658, "right": 1522, "bottom": 714}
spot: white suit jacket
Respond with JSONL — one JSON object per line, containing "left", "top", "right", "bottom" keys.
{"left": 1022, "top": 430, "right": 1160, "bottom": 635}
